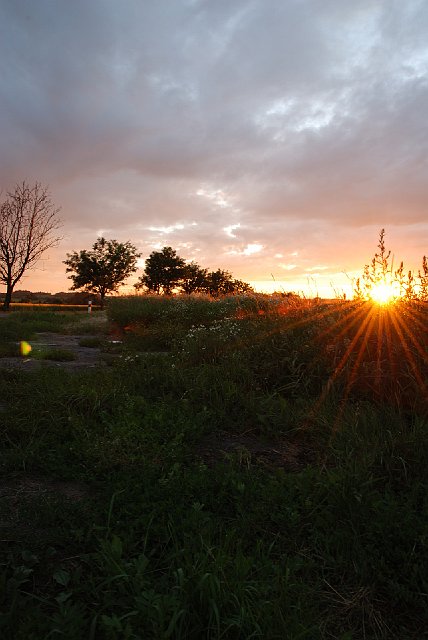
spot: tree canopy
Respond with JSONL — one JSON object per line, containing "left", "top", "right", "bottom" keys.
{"left": 136, "top": 246, "right": 252, "bottom": 296}
{"left": 64, "top": 237, "right": 140, "bottom": 307}
{"left": 204, "top": 269, "right": 252, "bottom": 297}
{"left": 0, "top": 181, "right": 62, "bottom": 310}
{"left": 136, "top": 246, "right": 185, "bottom": 295}
{"left": 180, "top": 262, "right": 208, "bottom": 294}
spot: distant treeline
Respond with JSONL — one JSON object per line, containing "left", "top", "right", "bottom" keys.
{"left": 0, "top": 290, "right": 100, "bottom": 305}
{"left": 1, "top": 289, "right": 303, "bottom": 306}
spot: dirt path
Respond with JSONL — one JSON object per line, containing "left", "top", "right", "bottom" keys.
{"left": 0, "top": 333, "right": 109, "bottom": 370}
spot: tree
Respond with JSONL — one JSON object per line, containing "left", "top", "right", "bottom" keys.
{"left": 204, "top": 269, "right": 252, "bottom": 297}
{"left": 137, "top": 246, "right": 185, "bottom": 295}
{"left": 230, "top": 278, "right": 253, "bottom": 295}
{"left": 135, "top": 246, "right": 253, "bottom": 297}
{"left": 180, "top": 261, "right": 208, "bottom": 294}
{"left": 64, "top": 237, "right": 140, "bottom": 308}
{"left": 0, "top": 181, "right": 62, "bottom": 310}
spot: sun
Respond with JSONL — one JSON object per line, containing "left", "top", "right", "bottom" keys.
{"left": 369, "top": 282, "right": 399, "bottom": 305}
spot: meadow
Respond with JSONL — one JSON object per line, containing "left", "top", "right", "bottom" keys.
{"left": 0, "top": 296, "right": 427, "bottom": 639}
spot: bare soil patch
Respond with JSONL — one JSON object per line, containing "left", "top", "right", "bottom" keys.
{"left": 0, "top": 475, "right": 91, "bottom": 538}
{"left": 0, "top": 475, "right": 90, "bottom": 504}
{"left": 196, "top": 430, "right": 318, "bottom": 471}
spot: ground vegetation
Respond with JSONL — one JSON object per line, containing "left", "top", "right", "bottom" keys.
{"left": 0, "top": 291, "right": 426, "bottom": 638}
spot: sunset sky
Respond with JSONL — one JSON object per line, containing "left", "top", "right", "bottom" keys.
{"left": 1, "top": 0, "right": 427, "bottom": 297}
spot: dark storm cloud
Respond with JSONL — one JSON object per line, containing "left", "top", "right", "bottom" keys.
{"left": 0, "top": 0, "right": 427, "bottom": 293}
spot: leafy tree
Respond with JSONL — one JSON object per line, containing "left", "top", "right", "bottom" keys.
{"left": 64, "top": 237, "right": 140, "bottom": 308}
{"left": 0, "top": 181, "right": 62, "bottom": 310}
{"left": 137, "top": 246, "right": 185, "bottom": 295}
{"left": 230, "top": 278, "right": 254, "bottom": 295}
{"left": 180, "top": 261, "right": 208, "bottom": 294}
{"left": 135, "top": 246, "right": 253, "bottom": 297}
{"left": 204, "top": 269, "right": 252, "bottom": 296}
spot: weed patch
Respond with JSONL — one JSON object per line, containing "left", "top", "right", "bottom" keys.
{"left": 0, "top": 343, "right": 19, "bottom": 358}
{"left": 34, "top": 347, "right": 76, "bottom": 361}
{"left": 0, "top": 301, "right": 427, "bottom": 638}
{"left": 78, "top": 335, "right": 104, "bottom": 348}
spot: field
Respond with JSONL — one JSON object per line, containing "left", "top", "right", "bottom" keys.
{"left": 0, "top": 296, "right": 427, "bottom": 639}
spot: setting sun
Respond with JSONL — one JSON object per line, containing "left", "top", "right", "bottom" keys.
{"left": 369, "top": 282, "right": 399, "bottom": 305}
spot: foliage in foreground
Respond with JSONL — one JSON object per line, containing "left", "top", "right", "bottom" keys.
{"left": 0, "top": 299, "right": 427, "bottom": 639}
{"left": 354, "top": 229, "right": 428, "bottom": 301}
{"left": 0, "top": 308, "right": 81, "bottom": 342}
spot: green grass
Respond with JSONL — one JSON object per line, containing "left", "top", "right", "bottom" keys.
{"left": 0, "top": 342, "right": 20, "bottom": 357}
{"left": 0, "top": 299, "right": 427, "bottom": 638}
{"left": 35, "top": 347, "right": 76, "bottom": 361}
{"left": 78, "top": 335, "right": 105, "bottom": 348}
{"left": 0, "top": 309, "right": 85, "bottom": 343}
{"left": 68, "top": 312, "right": 109, "bottom": 336}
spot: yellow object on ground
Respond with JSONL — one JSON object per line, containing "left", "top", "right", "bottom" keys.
{"left": 20, "top": 341, "right": 32, "bottom": 356}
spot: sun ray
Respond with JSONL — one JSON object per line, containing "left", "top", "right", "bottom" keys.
{"left": 302, "top": 305, "right": 377, "bottom": 434}
{"left": 374, "top": 309, "right": 385, "bottom": 398}
{"left": 389, "top": 311, "right": 428, "bottom": 398}
{"left": 342, "top": 307, "right": 379, "bottom": 396}
{"left": 227, "top": 296, "right": 426, "bottom": 440}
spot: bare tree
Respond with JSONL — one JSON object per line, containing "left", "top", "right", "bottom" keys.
{"left": 0, "top": 181, "right": 62, "bottom": 310}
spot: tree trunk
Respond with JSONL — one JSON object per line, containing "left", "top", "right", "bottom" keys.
{"left": 3, "top": 283, "right": 13, "bottom": 311}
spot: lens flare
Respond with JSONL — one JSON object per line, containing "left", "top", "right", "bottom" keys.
{"left": 20, "top": 341, "right": 32, "bottom": 356}
{"left": 369, "top": 282, "right": 398, "bottom": 305}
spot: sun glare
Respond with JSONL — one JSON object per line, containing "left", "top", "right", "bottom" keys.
{"left": 369, "top": 282, "right": 398, "bottom": 305}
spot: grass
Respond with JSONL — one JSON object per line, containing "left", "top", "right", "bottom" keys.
{"left": 0, "top": 309, "right": 79, "bottom": 342}
{"left": 0, "top": 308, "right": 108, "bottom": 363}
{"left": 0, "top": 296, "right": 427, "bottom": 638}
{"left": 33, "top": 347, "right": 76, "bottom": 361}
{"left": 78, "top": 335, "right": 105, "bottom": 348}
{"left": 0, "top": 343, "right": 20, "bottom": 357}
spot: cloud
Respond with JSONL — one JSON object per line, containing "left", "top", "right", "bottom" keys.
{"left": 278, "top": 264, "right": 297, "bottom": 271}
{"left": 224, "top": 224, "right": 241, "bottom": 238}
{"left": 148, "top": 224, "right": 185, "bottom": 234}
{"left": 0, "top": 0, "right": 427, "bottom": 293}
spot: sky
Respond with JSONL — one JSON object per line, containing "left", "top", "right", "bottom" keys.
{"left": 1, "top": 0, "right": 427, "bottom": 297}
